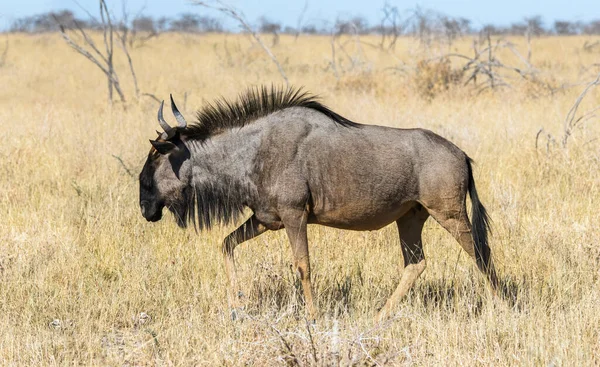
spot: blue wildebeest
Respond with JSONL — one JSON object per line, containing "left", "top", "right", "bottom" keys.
{"left": 139, "top": 86, "right": 498, "bottom": 322}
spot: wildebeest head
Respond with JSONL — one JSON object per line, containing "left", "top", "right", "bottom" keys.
{"left": 139, "top": 95, "right": 192, "bottom": 227}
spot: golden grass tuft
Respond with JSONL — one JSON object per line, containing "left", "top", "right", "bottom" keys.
{"left": 1, "top": 32, "right": 599, "bottom": 365}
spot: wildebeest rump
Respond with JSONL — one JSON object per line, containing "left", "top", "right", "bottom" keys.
{"left": 139, "top": 86, "right": 498, "bottom": 322}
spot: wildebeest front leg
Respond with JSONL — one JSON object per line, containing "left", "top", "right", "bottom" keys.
{"left": 281, "top": 209, "right": 317, "bottom": 322}
{"left": 376, "top": 206, "right": 429, "bottom": 323}
{"left": 222, "top": 215, "right": 267, "bottom": 319}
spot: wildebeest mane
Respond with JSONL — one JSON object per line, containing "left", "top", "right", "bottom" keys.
{"left": 182, "top": 85, "right": 359, "bottom": 140}
{"left": 180, "top": 178, "right": 248, "bottom": 231}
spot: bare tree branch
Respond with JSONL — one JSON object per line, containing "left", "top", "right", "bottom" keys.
{"left": 563, "top": 73, "right": 600, "bottom": 147}
{"left": 56, "top": 0, "right": 126, "bottom": 105}
{"left": 117, "top": 5, "right": 140, "bottom": 99}
{"left": 192, "top": 0, "right": 289, "bottom": 87}
{"left": 141, "top": 93, "right": 161, "bottom": 103}
{"left": 329, "top": 29, "right": 340, "bottom": 80}
{"left": 58, "top": 26, "right": 109, "bottom": 75}
{"left": 294, "top": 0, "right": 309, "bottom": 41}
{"left": 111, "top": 154, "right": 135, "bottom": 178}
{"left": 99, "top": 0, "right": 115, "bottom": 103}
{"left": 73, "top": 19, "right": 108, "bottom": 64}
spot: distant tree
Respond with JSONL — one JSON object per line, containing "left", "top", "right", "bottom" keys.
{"left": 13, "top": 6, "right": 597, "bottom": 39}
{"left": 509, "top": 22, "right": 527, "bottom": 35}
{"left": 9, "top": 18, "right": 31, "bottom": 32}
{"left": 507, "top": 17, "right": 546, "bottom": 36}
{"left": 404, "top": 8, "right": 474, "bottom": 45}
{"left": 554, "top": 20, "right": 577, "bottom": 35}
{"left": 480, "top": 24, "right": 506, "bottom": 35}
{"left": 524, "top": 16, "right": 545, "bottom": 36}
{"left": 583, "top": 20, "right": 600, "bottom": 35}
{"left": 460, "top": 18, "right": 472, "bottom": 33}
{"left": 197, "top": 16, "right": 223, "bottom": 32}
{"left": 257, "top": 17, "right": 281, "bottom": 45}
{"left": 44, "top": 10, "right": 78, "bottom": 31}
{"left": 283, "top": 26, "right": 296, "bottom": 34}
{"left": 170, "top": 13, "right": 200, "bottom": 32}
{"left": 335, "top": 16, "right": 369, "bottom": 35}
{"left": 258, "top": 17, "right": 281, "bottom": 34}
{"left": 128, "top": 15, "right": 160, "bottom": 49}
{"left": 301, "top": 24, "right": 319, "bottom": 34}
{"left": 572, "top": 21, "right": 585, "bottom": 34}
{"left": 169, "top": 13, "right": 221, "bottom": 33}
{"left": 258, "top": 16, "right": 281, "bottom": 46}
{"left": 10, "top": 10, "right": 85, "bottom": 33}
{"left": 156, "top": 17, "right": 170, "bottom": 32}
{"left": 441, "top": 16, "right": 471, "bottom": 42}
{"left": 132, "top": 16, "right": 156, "bottom": 33}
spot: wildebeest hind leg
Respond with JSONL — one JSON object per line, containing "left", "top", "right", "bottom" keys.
{"left": 281, "top": 209, "right": 317, "bottom": 322}
{"left": 376, "top": 205, "right": 429, "bottom": 323}
{"left": 429, "top": 209, "right": 498, "bottom": 291}
{"left": 222, "top": 215, "right": 268, "bottom": 320}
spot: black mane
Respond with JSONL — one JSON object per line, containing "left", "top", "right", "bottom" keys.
{"left": 177, "top": 178, "right": 248, "bottom": 231}
{"left": 182, "top": 85, "right": 359, "bottom": 140}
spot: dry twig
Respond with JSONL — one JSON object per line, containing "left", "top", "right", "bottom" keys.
{"left": 116, "top": 5, "right": 140, "bottom": 99}
{"left": 562, "top": 73, "right": 600, "bottom": 147}
{"left": 294, "top": 0, "right": 309, "bottom": 41}
{"left": 56, "top": 0, "right": 126, "bottom": 104}
{"left": 111, "top": 155, "right": 135, "bottom": 178}
{"left": 193, "top": 0, "right": 289, "bottom": 87}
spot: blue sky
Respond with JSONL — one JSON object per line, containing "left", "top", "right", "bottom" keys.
{"left": 0, "top": 0, "right": 599, "bottom": 31}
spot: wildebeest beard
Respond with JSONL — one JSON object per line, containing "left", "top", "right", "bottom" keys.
{"left": 169, "top": 178, "right": 247, "bottom": 231}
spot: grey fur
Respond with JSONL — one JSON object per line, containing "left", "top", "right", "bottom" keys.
{"left": 139, "top": 86, "right": 498, "bottom": 321}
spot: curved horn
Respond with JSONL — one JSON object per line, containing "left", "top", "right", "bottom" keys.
{"left": 157, "top": 100, "right": 175, "bottom": 138}
{"left": 170, "top": 94, "right": 187, "bottom": 128}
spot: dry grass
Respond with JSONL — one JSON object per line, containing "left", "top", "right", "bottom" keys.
{"left": 1, "top": 32, "right": 599, "bottom": 365}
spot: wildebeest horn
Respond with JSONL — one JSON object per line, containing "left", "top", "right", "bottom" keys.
{"left": 170, "top": 94, "right": 187, "bottom": 128}
{"left": 157, "top": 100, "right": 175, "bottom": 139}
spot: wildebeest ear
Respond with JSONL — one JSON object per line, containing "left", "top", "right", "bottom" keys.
{"left": 150, "top": 140, "right": 177, "bottom": 155}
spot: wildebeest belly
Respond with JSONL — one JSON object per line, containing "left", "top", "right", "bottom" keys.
{"left": 308, "top": 200, "right": 417, "bottom": 230}
{"left": 306, "top": 163, "right": 420, "bottom": 230}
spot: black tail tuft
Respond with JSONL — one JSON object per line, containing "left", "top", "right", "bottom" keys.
{"left": 466, "top": 157, "right": 495, "bottom": 282}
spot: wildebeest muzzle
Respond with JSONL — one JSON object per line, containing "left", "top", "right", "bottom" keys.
{"left": 140, "top": 200, "right": 163, "bottom": 222}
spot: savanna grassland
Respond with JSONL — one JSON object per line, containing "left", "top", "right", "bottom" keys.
{"left": 0, "top": 31, "right": 599, "bottom": 365}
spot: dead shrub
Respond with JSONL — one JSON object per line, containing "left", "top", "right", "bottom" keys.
{"left": 414, "top": 58, "right": 464, "bottom": 99}
{"left": 335, "top": 72, "right": 377, "bottom": 93}
{"left": 521, "top": 73, "right": 562, "bottom": 97}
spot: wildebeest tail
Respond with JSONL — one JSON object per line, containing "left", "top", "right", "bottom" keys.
{"left": 466, "top": 157, "right": 495, "bottom": 281}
